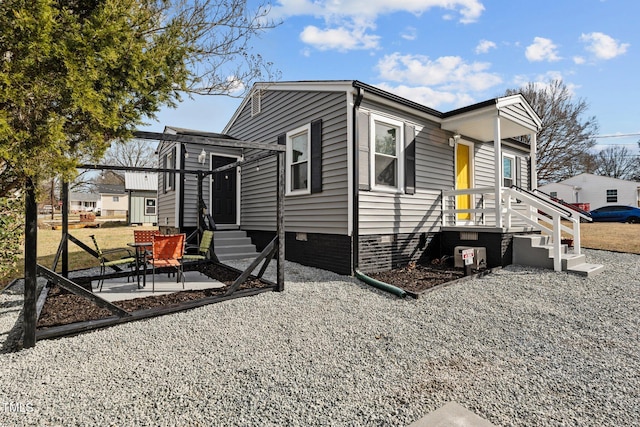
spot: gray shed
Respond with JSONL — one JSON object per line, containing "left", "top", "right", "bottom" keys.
{"left": 125, "top": 172, "right": 158, "bottom": 225}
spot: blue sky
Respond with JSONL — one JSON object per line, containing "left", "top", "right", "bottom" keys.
{"left": 144, "top": 0, "right": 639, "bottom": 153}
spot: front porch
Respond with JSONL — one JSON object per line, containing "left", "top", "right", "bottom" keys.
{"left": 440, "top": 185, "right": 602, "bottom": 275}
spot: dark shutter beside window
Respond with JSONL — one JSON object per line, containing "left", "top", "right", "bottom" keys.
{"left": 311, "top": 119, "right": 323, "bottom": 194}
{"left": 404, "top": 124, "right": 416, "bottom": 195}
{"left": 277, "top": 134, "right": 286, "bottom": 145}
{"left": 358, "top": 111, "right": 370, "bottom": 191}
{"left": 515, "top": 156, "right": 522, "bottom": 188}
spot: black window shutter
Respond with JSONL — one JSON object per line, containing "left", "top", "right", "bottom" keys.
{"left": 358, "top": 111, "right": 370, "bottom": 191}
{"left": 277, "top": 134, "right": 286, "bottom": 145}
{"left": 310, "top": 119, "right": 323, "bottom": 194}
{"left": 404, "top": 124, "right": 416, "bottom": 195}
{"left": 515, "top": 156, "right": 522, "bottom": 188}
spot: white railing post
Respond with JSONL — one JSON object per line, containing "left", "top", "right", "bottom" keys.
{"left": 504, "top": 188, "right": 512, "bottom": 229}
{"left": 572, "top": 219, "right": 581, "bottom": 255}
{"left": 553, "top": 215, "right": 562, "bottom": 271}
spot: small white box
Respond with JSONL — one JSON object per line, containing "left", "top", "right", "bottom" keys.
{"left": 454, "top": 246, "right": 487, "bottom": 269}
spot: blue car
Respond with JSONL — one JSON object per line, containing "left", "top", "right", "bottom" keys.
{"left": 589, "top": 205, "right": 640, "bottom": 223}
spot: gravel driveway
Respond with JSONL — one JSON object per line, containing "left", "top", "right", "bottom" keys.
{"left": 0, "top": 249, "right": 638, "bottom": 426}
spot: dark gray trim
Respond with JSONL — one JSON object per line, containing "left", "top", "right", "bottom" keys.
{"left": 310, "top": 119, "right": 323, "bottom": 194}
{"left": 404, "top": 124, "right": 416, "bottom": 195}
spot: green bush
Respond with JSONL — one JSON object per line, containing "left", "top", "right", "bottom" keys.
{"left": 0, "top": 195, "right": 24, "bottom": 284}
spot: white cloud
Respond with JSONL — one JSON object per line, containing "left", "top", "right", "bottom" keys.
{"left": 300, "top": 23, "right": 380, "bottom": 51}
{"left": 272, "top": 0, "right": 485, "bottom": 23}
{"left": 475, "top": 39, "right": 496, "bottom": 54}
{"left": 573, "top": 56, "right": 586, "bottom": 65}
{"left": 512, "top": 72, "right": 579, "bottom": 96}
{"left": 401, "top": 27, "right": 418, "bottom": 41}
{"left": 272, "top": 0, "right": 486, "bottom": 51}
{"left": 525, "top": 37, "right": 561, "bottom": 62}
{"left": 580, "top": 32, "right": 629, "bottom": 60}
{"left": 375, "top": 83, "right": 476, "bottom": 109}
{"left": 377, "top": 52, "right": 502, "bottom": 92}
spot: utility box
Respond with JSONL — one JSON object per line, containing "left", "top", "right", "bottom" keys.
{"left": 454, "top": 246, "right": 487, "bottom": 269}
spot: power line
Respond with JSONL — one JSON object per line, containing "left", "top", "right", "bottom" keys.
{"left": 594, "top": 133, "right": 640, "bottom": 138}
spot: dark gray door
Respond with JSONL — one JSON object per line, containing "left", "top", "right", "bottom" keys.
{"left": 211, "top": 156, "right": 237, "bottom": 224}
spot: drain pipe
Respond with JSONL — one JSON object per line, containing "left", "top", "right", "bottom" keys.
{"left": 354, "top": 269, "right": 407, "bottom": 298}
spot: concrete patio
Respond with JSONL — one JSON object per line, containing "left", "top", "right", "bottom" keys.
{"left": 92, "top": 270, "right": 226, "bottom": 302}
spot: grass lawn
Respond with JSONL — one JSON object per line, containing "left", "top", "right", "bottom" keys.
{"left": 1, "top": 223, "right": 158, "bottom": 289}
{"left": 1, "top": 221, "right": 639, "bottom": 290}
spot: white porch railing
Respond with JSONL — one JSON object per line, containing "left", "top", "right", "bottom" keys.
{"left": 442, "top": 186, "right": 591, "bottom": 272}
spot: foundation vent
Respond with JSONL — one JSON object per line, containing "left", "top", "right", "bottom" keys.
{"left": 460, "top": 231, "right": 479, "bottom": 241}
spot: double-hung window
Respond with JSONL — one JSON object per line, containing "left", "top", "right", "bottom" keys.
{"left": 286, "top": 124, "right": 311, "bottom": 195}
{"left": 371, "top": 114, "right": 403, "bottom": 190}
{"left": 164, "top": 150, "right": 175, "bottom": 192}
{"left": 503, "top": 155, "right": 515, "bottom": 187}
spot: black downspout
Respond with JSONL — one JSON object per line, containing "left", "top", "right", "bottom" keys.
{"left": 352, "top": 86, "right": 364, "bottom": 273}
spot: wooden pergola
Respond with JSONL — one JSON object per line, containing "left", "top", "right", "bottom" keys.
{"left": 22, "top": 131, "right": 286, "bottom": 347}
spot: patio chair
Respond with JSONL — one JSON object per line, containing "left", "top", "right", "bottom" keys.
{"left": 183, "top": 230, "right": 214, "bottom": 262}
{"left": 133, "top": 229, "right": 161, "bottom": 258}
{"left": 89, "top": 235, "right": 136, "bottom": 292}
{"left": 149, "top": 233, "right": 186, "bottom": 293}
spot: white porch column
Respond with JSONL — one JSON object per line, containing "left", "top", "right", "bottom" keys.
{"left": 530, "top": 132, "right": 537, "bottom": 190}
{"left": 494, "top": 115, "right": 502, "bottom": 228}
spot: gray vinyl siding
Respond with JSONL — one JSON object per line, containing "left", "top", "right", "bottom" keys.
{"left": 358, "top": 102, "right": 453, "bottom": 235}
{"left": 227, "top": 89, "right": 350, "bottom": 234}
{"left": 501, "top": 104, "right": 538, "bottom": 131}
{"left": 157, "top": 141, "right": 177, "bottom": 228}
{"left": 180, "top": 145, "right": 241, "bottom": 227}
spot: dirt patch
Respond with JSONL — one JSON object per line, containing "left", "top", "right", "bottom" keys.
{"left": 37, "top": 264, "right": 272, "bottom": 328}
{"left": 367, "top": 261, "right": 466, "bottom": 294}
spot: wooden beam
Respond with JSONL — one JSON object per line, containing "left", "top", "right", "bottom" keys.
{"left": 225, "top": 237, "right": 277, "bottom": 296}
{"left": 276, "top": 152, "right": 285, "bottom": 291}
{"left": 133, "top": 130, "right": 286, "bottom": 152}
{"left": 36, "top": 265, "right": 130, "bottom": 318}
{"left": 35, "top": 287, "right": 275, "bottom": 341}
{"left": 62, "top": 181, "right": 69, "bottom": 277}
{"left": 210, "top": 151, "right": 276, "bottom": 174}
{"left": 23, "top": 177, "right": 37, "bottom": 348}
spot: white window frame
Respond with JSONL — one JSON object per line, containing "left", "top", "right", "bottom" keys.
{"left": 144, "top": 198, "right": 157, "bottom": 216}
{"left": 285, "top": 123, "right": 311, "bottom": 196}
{"left": 164, "top": 150, "right": 175, "bottom": 192}
{"left": 370, "top": 113, "right": 404, "bottom": 193}
{"left": 502, "top": 154, "right": 515, "bottom": 188}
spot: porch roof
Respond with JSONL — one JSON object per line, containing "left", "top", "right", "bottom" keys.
{"left": 441, "top": 94, "right": 541, "bottom": 142}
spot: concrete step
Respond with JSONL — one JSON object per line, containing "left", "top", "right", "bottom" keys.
{"left": 212, "top": 229, "right": 258, "bottom": 261}
{"left": 214, "top": 230, "right": 249, "bottom": 240}
{"left": 216, "top": 244, "right": 257, "bottom": 256}
{"left": 513, "top": 234, "right": 604, "bottom": 276}
{"left": 561, "top": 253, "right": 586, "bottom": 270}
{"left": 217, "top": 252, "right": 260, "bottom": 261}
{"left": 567, "top": 263, "right": 605, "bottom": 277}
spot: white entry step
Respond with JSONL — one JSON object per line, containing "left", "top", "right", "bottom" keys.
{"left": 513, "top": 234, "right": 604, "bottom": 277}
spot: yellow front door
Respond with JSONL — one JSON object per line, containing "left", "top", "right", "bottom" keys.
{"left": 456, "top": 143, "right": 471, "bottom": 221}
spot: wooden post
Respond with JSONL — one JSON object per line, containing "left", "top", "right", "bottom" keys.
{"left": 62, "top": 180, "right": 69, "bottom": 277}
{"left": 276, "top": 152, "right": 285, "bottom": 291}
{"left": 23, "top": 177, "right": 38, "bottom": 348}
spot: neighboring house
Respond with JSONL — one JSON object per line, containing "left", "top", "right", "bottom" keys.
{"left": 539, "top": 173, "right": 640, "bottom": 210}
{"left": 157, "top": 80, "right": 545, "bottom": 274}
{"left": 97, "top": 184, "right": 128, "bottom": 217}
{"left": 69, "top": 192, "right": 100, "bottom": 213}
{"left": 125, "top": 172, "right": 158, "bottom": 225}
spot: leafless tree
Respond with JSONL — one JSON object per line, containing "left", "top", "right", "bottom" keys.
{"left": 505, "top": 79, "right": 599, "bottom": 184}
{"left": 593, "top": 145, "right": 639, "bottom": 180}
